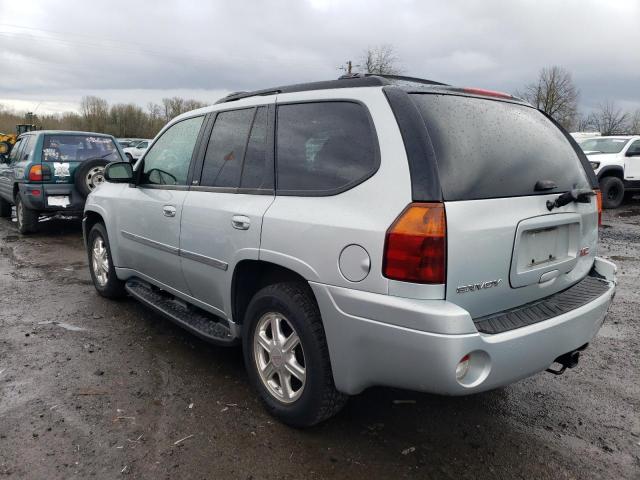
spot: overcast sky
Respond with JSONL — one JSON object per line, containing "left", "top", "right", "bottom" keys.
{"left": 0, "top": 0, "right": 638, "bottom": 116}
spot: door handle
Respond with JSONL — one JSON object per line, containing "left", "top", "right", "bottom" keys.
{"left": 162, "top": 205, "right": 176, "bottom": 217}
{"left": 231, "top": 215, "right": 250, "bottom": 230}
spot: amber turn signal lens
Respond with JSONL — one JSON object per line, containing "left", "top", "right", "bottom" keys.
{"left": 383, "top": 203, "right": 446, "bottom": 284}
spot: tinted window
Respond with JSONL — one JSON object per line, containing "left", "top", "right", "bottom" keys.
{"left": 241, "top": 107, "right": 272, "bottom": 190}
{"left": 200, "top": 109, "right": 254, "bottom": 188}
{"left": 410, "top": 94, "right": 590, "bottom": 201}
{"left": 42, "top": 135, "right": 120, "bottom": 163}
{"left": 276, "top": 102, "right": 377, "bottom": 194}
{"left": 627, "top": 140, "right": 640, "bottom": 155}
{"left": 141, "top": 115, "right": 204, "bottom": 186}
{"left": 21, "top": 136, "right": 35, "bottom": 160}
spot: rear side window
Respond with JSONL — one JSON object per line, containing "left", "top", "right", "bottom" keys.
{"left": 200, "top": 108, "right": 254, "bottom": 188}
{"left": 410, "top": 94, "right": 590, "bottom": 201}
{"left": 276, "top": 102, "right": 378, "bottom": 195}
{"left": 42, "top": 135, "right": 120, "bottom": 163}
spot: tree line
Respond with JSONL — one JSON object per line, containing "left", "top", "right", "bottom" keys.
{"left": 0, "top": 96, "right": 208, "bottom": 139}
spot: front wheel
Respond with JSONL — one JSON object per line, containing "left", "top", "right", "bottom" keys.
{"left": 599, "top": 176, "right": 625, "bottom": 209}
{"left": 87, "top": 223, "right": 126, "bottom": 299}
{"left": 243, "top": 282, "right": 347, "bottom": 427}
{"left": 15, "top": 195, "right": 39, "bottom": 234}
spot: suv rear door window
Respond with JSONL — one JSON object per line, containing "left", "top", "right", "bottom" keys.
{"left": 276, "top": 102, "right": 378, "bottom": 195}
{"left": 410, "top": 94, "right": 590, "bottom": 201}
{"left": 141, "top": 115, "right": 204, "bottom": 186}
{"left": 240, "top": 106, "right": 272, "bottom": 190}
{"left": 200, "top": 108, "right": 254, "bottom": 188}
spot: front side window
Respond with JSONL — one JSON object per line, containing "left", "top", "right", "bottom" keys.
{"left": 627, "top": 140, "right": 640, "bottom": 156}
{"left": 200, "top": 108, "right": 254, "bottom": 188}
{"left": 276, "top": 102, "right": 378, "bottom": 194}
{"left": 42, "top": 135, "right": 120, "bottom": 162}
{"left": 141, "top": 115, "right": 204, "bottom": 186}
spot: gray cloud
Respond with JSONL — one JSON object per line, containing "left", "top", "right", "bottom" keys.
{"left": 0, "top": 0, "right": 638, "bottom": 114}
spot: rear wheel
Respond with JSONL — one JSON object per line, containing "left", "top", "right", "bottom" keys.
{"left": 243, "top": 282, "right": 347, "bottom": 427}
{"left": 15, "top": 195, "right": 39, "bottom": 234}
{"left": 0, "top": 196, "right": 11, "bottom": 218}
{"left": 599, "top": 176, "right": 624, "bottom": 209}
{"left": 87, "top": 223, "right": 126, "bottom": 298}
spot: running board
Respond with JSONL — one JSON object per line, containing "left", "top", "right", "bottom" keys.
{"left": 125, "top": 278, "right": 237, "bottom": 346}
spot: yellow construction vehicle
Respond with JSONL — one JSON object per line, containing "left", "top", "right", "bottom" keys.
{"left": 0, "top": 124, "right": 39, "bottom": 157}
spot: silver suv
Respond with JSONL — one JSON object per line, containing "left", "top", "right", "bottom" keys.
{"left": 83, "top": 75, "right": 617, "bottom": 427}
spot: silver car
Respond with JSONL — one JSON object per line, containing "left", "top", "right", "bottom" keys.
{"left": 83, "top": 75, "right": 616, "bottom": 427}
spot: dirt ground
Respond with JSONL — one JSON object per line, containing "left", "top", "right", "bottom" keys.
{"left": 0, "top": 201, "right": 639, "bottom": 480}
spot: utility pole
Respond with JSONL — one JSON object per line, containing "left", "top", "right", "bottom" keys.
{"left": 347, "top": 60, "right": 352, "bottom": 74}
{"left": 339, "top": 60, "right": 359, "bottom": 75}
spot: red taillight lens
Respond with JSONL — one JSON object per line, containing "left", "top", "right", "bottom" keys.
{"left": 28, "top": 165, "right": 43, "bottom": 181}
{"left": 383, "top": 202, "right": 446, "bottom": 284}
{"left": 595, "top": 189, "right": 602, "bottom": 226}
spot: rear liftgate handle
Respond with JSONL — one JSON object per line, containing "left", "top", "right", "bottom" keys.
{"left": 231, "top": 215, "right": 250, "bottom": 230}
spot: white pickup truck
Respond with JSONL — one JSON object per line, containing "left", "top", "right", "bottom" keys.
{"left": 579, "top": 136, "right": 640, "bottom": 208}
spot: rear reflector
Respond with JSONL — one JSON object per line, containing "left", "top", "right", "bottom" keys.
{"left": 383, "top": 203, "right": 446, "bottom": 284}
{"left": 462, "top": 87, "right": 513, "bottom": 99}
{"left": 594, "top": 189, "right": 602, "bottom": 226}
{"left": 30, "top": 189, "right": 41, "bottom": 196}
{"left": 28, "top": 165, "right": 43, "bottom": 182}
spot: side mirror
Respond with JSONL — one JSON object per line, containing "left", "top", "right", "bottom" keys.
{"left": 104, "top": 161, "right": 134, "bottom": 183}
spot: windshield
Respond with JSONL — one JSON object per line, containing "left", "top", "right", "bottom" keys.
{"left": 43, "top": 135, "right": 121, "bottom": 162}
{"left": 578, "top": 138, "right": 629, "bottom": 154}
{"left": 410, "top": 94, "right": 590, "bottom": 201}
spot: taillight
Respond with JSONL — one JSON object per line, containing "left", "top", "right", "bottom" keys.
{"left": 28, "top": 165, "right": 43, "bottom": 181}
{"left": 383, "top": 202, "right": 446, "bottom": 284}
{"left": 595, "top": 189, "right": 602, "bottom": 226}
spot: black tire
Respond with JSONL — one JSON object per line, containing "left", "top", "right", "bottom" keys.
{"left": 87, "top": 223, "right": 126, "bottom": 299}
{"left": 75, "top": 159, "right": 109, "bottom": 197}
{"left": 599, "top": 176, "right": 625, "bottom": 209}
{"left": 0, "top": 196, "right": 11, "bottom": 218}
{"left": 243, "top": 282, "right": 347, "bottom": 427}
{"left": 15, "top": 195, "right": 39, "bottom": 234}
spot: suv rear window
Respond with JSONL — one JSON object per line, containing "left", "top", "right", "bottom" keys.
{"left": 410, "top": 94, "right": 590, "bottom": 201}
{"left": 276, "top": 102, "right": 378, "bottom": 195}
{"left": 43, "top": 135, "right": 120, "bottom": 163}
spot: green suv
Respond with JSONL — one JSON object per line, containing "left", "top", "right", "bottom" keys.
{"left": 0, "top": 130, "right": 124, "bottom": 233}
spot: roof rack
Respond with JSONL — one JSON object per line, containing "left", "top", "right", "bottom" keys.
{"left": 214, "top": 73, "right": 447, "bottom": 104}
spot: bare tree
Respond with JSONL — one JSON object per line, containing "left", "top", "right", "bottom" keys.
{"left": 361, "top": 44, "right": 403, "bottom": 75}
{"left": 629, "top": 110, "right": 640, "bottom": 135}
{"left": 586, "top": 101, "right": 629, "bottom": 135}
{"left": 518, "top": 66, "right": 578, "bottom": 130}
{"left": 80, "top": 96, "right": 109, "bottom": 132}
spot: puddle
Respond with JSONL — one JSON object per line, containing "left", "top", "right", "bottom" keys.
{"left": 38, "top": 321, "right": 86, "bottom": 332}
{"left": 610, "top": 255, "right": 634, "bottom": 261}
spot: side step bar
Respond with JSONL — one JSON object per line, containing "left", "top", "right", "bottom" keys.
{"left": 125, "top": 278, "right": 237, "bottom": 347}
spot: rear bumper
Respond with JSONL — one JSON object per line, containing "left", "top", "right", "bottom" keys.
{"left": 19, "top": 183, "right": 85, "bottom": 213}
{"left": 311, "top": 257, "right": 616, "bottom": 396}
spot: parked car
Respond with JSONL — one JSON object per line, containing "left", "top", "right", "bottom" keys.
{"left": 117, "top": 138, "right": 144, "bottom": 149}
{"left": 83, "top": 75, "right": 616, "bottom": 427}
{"left": 122, "top": 139, "right": 151, "bottom": 162}
{"left": 0, "top": 130, "right": 125, "bottom": 233}
{"left": 578, "top": 135, "right": 640, "bottom": 208}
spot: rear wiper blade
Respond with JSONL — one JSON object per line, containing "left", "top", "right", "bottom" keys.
{"left": 546, "top": 189, "right": 594, "bottom": 211}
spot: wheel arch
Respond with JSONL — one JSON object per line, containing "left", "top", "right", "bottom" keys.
{"left": 231, "top": 260, "right": 318, "bottom": 326}
{"left": 597, "top": 166, "right": 624, "bottom": 182}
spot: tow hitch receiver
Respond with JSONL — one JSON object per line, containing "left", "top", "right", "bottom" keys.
{"left": 546, "top": 344, "right": 587, "bottom": 375}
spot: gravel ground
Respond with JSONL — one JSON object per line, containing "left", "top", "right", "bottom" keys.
{"left": 0, "top": 201, "right": 638, "bottom": 479}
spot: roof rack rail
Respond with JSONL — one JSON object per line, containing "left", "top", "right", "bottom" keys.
{"left": 215, "top": 76, "right": 389, "bottom": 104}
{"left": 364, "top": 73, "right": 449, "bottom": 86}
